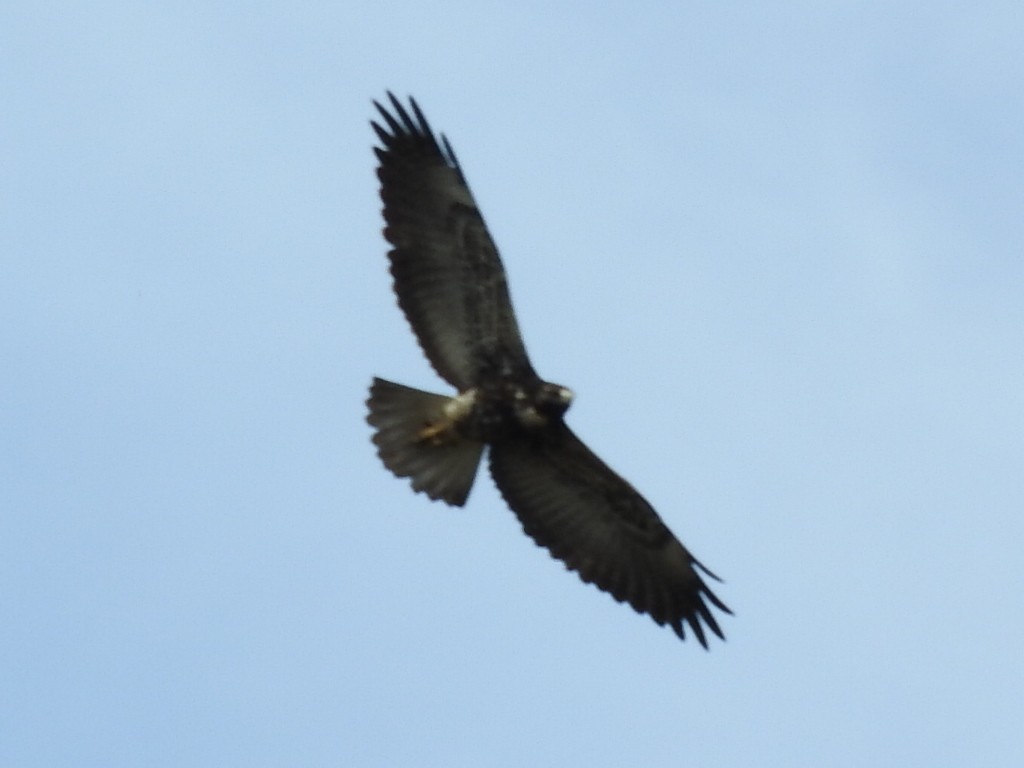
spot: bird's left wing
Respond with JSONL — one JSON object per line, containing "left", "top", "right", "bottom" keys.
{"left": 488, "top": 423, "right": 731, "bottom": 646}
{"left": 372, "top": 93, "right": 535, "bottom": 390}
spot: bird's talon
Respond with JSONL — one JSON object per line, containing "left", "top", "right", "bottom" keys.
{"left": 417, "top": 420, "right": 448, "bottom": 444}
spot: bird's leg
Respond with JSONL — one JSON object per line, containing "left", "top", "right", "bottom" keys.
{"left": 417, "top": 418, "right": 452, "bottom": 444}
{"left": 416, "top": 389, "right": 478, "bottom": 445}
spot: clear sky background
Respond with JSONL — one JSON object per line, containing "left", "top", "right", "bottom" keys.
{"left": 3, "top": 2, "right": 1022, "bottom": 766}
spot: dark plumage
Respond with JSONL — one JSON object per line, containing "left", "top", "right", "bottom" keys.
{"left": 365, "top": 93, "right": 731, "bottom": 647}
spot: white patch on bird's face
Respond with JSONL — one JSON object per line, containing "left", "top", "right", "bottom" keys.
{"left": 514, "top": 403, "right": 547, "bottom": 429}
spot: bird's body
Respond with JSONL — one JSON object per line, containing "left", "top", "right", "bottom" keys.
{"left": 365, "top": 93, "right": 731, "bottom": 647}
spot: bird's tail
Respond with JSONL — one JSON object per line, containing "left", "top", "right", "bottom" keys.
{"left": 366, "top": 377, "right": 485, "bottom": 507}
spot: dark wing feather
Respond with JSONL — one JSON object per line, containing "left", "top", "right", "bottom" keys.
{"left": 372, "top": 93, "right": 534, "bottom": 389}
{"left": 488, "top": 423, "right": 731, "bottom": 647}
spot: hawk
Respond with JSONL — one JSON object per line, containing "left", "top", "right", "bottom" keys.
{"left": 365, "top": 93, "right": 731, "bottom": 647}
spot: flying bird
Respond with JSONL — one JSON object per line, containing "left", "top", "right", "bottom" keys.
{"left": 365, "top": 93, "right": 731, "bottom": 647}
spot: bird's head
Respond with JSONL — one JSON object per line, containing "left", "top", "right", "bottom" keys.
{"left": 535, "top": 381, "right": 574, "bottom": 417}
{"left": 510, "top": 381, "right": 574, "bottom": 430}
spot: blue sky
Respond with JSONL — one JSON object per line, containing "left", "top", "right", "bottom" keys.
{"left": 3, "top": 2, "right": 1023, "bottom": 766}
